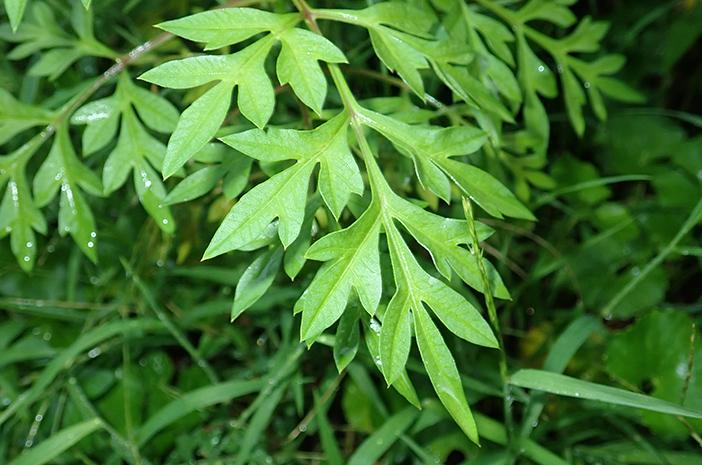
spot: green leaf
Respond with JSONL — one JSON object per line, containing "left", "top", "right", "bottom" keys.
{"left": 0, "top": 87, "right": 56, "bottom": 145}
{"left": 432, "top": 61, "right": 515, "bottom": 123}
{"left": 369, "top": 27, "right": 428, "bottom": 98}
{"left": 438, "top": 159, "right": 535, "bottom": 220}
{"left": 164, "top": 165, "right": 224, "bottom": 204}
{"left": 387, "top": 195, "right": 510, "bottom": 298}
{"left": 231, "top": 246, "right": 283, "bottom": 321}
{"left": 72, "top": 74, "right": 175, "bottom": 231}
{"left": 5, "top": 0, "right": 29, "bottom": 32}
{"left": 71, "top": 96, "right": 120, "bottom": 155}
{"left": 284, "top": 195, "right": 322, "bottom": 279}
{"left": 414, "top": 306, "right": 479, "bottom": 444}
{"left": 363, "top": 315, "right": 421, "bottom": 408}
{"left": 134, "top": 160, "right": 175, "bottom": 234}
{"left": 33, "top": 125, "right": 102, "bottom": 262}
{"left": 510, "top": 369, "right": 702, "bottom": 420}
{"left": 7, "top": 419, "right": 102, "bottom": 465}
{"left": 0, "top": 168, "right": 47, "bottom": 271}
{"left": 140, "top": 37, "right": 276, "bottom": 177}
{"left": 301, "top": 201, "right": 382, "bottom": 340}
{"left": 157, "top": 8, "right": 298, "bottom": 50}
{"left": 359, "top": 108, "right": 486, "bottom": 202}
{"left": 209, "top": 112, "right": 359, "bottom": 257}
{"left": 384, "top": 222, "right": 498, "bottom": 349}
{"left": 515, "top": 0, "right": 577, "bottom": 27}
{"left": 379, "top": 285, "right": 412, "bottom": 385}
{"left": 352, "top": 2, "right": 436, "bottom": 37}
{"left": 334, "top": 302, "right": 361, "bottom": 372}
{"left": 277, "top": 27, "right": 346, "bottom": 115}
{"left": 129, "top": 84, "right": 180, "bottom": 133}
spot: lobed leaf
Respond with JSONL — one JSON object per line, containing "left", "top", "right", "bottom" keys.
{"left": 301, "top": 202, "right": 382, "bottom": 340}
{"left": 158, "top": 8, "right": 298, "bottom": 50}
{"left": 277, "top": 27, "right": 347, "bottom": 115}
{"left": 33, "top": 126, "right": 102, "bottom": 262}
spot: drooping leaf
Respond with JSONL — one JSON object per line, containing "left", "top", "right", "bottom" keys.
{"left": 231, "top": 246, "right": 284, "bottom": 321}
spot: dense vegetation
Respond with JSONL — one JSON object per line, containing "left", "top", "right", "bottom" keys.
{"left": 1, "top": 0, "right": 701, "bottom": 463}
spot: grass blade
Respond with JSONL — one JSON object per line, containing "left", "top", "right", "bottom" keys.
{"left": 136, "top": 379, "right": 264, "bottom": 445}
{"left": 8, "top": 418, "right": 102, "bottom": 465}
{"left": 347, "top": 407, "right": 418, "bottom": 465}
{"left": 509, "top": 369, "right": 702, "bottom": 419}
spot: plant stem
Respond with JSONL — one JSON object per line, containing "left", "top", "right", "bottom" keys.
{"left": 464, "top": 198, "right": 516, "bottom": 461}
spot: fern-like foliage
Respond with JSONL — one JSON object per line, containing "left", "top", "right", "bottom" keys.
{"left": 0, "top": 0, "right": 640, "bottom": 443}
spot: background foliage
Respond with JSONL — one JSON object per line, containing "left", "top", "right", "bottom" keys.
{"left": 1, "top": 0, "right": 702, "bottom": 464}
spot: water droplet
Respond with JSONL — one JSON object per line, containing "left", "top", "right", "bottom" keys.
{"left": 88, "top": 348, "right": 101, "bottom": 358}
{"left": 47, "top": 245, "right": 55, "bottom": 252}
{"left": 25, "top": 440, "right": 33, "bottom": 448}
{"left": 139, "top": 358, "right": 147, "bottom": 367}
{"left": 90, "top": 276, "right": 99, "bottom": 284}
{"left": 631, "top": 267, "right": 641, "bottom": 277}
{"left": 32, "top": 327, "right": 41, "bottom": 335}
{"left": 90, "top": 231, "right": 97, "bottom": 238}
{"left": 2, "top": 398, "right": 10, "bottom": 405}
{"left": 156, "top": 259, "right": 164, "bottom": 267}
{"left": 35, "top": 414, "right": 43, "bottom": 421}
{"left": 26, "top": 241, "right": 33, "bottom": 248}
{"left": 162, "top": 219, "right": 168, "bottom": 225}
{"left": 538, "top": 65, "right": 545, "bottom": 72}
{"left": 43, "top": 332, "right": 51, "bottom": 341}
{"left": 532, "top": 420, "right": 539, "bottom": 427}
{"left": 197, "top": 360, "right": 207, "bottom": 367}
{"left": 583, "top": 82, "right": 591, "bottom": 88}
{"left": 557, "top": 64, "right": 564, "bottom": 74}
{"left": 87, "top": 241, "right": 94, "bottom": 248}
{"left": 574, "top": 392, "right": 580, "bottom": 397}
{"left": 299, "top": 424, "right": 307, "bottom": 432}
{"left": 211, "top": 436, "right": 220, "bottom": 445}
{"left": 23, "top": 256, "right": 30, "bottom": 262}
